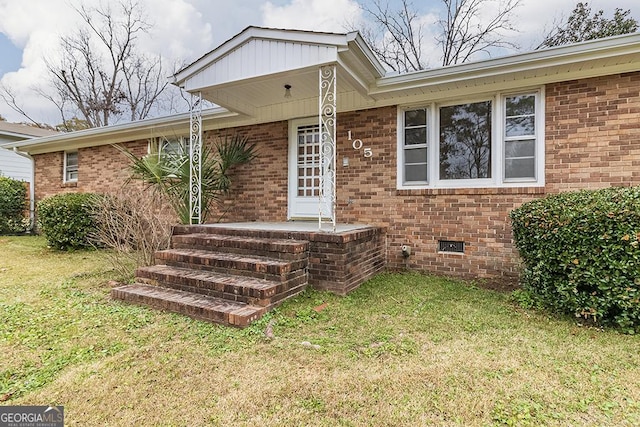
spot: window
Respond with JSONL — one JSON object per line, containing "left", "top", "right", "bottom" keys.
{"left": 504, "top": 94, "right": 536, "bottom": 180}
{"left": 439, "top": 101, "right": 492, "bottom": 180}
{"left": 399, "top": 89, "right": 544, "bottom": 188}
{"left": 161, "top": 136, "right": 190, "bottom": 156}
{"left": 64, "top": 151, "right": 78, "bottom": 183}
{"left": 403, "top": 109, "right": 428, "bottom": 183}
{"left": 150, "top": 136, "right": 190, "bottom": 157}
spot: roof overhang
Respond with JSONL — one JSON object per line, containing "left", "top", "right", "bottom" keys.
{"left": 0, "top": 108, "right": 241, "bottom": 155}
{"left": 6, "top": 30, "right": 640, "bottom": 155}
{"left": 171, "top": 26, "right": 386, "bottom": 121}
{"left": 370, "top": 33, "right": 640, "bottom": 105}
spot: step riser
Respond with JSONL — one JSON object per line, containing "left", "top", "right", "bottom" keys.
{"left": 137, "top": 269, "right": 307, "bottom": 307}
{"left": 155, "top": 252, "right": 307, "bottom": 282}
{"left": 119, "top": 227, "right": 314, "bottom": 328}
{"left": 171, "top": 235, "right": 308, "bottom": 261}
{"left": 111, "top": 286, "right": 265, "bottom": 327}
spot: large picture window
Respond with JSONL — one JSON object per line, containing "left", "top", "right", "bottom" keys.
{"left": 399, "top": 90, "right": 543, "bottom": 188}
{"left": 439, "top": 101, "right": 492, "bottom": 180}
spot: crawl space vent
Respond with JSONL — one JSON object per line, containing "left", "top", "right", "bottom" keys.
{"left": 438, "top": 240, "right": 464, "bottom": 253}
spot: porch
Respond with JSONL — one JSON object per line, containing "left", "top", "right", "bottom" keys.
{"left": 112, "top": 222, "right": 386, "bottom": 327}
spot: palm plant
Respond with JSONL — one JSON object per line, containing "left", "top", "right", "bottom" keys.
{"left": 115, "top": 133, "right": 257, "bottom": 224}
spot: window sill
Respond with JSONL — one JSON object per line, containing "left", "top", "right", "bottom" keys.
{"left": 396, "top": 186, "right": 546, "bottom": 196}
{"left": 62, "top": 181, "right": 78, "bottom": 188}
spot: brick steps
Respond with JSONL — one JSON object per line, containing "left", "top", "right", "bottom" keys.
{"left": 112, "top": 230, "right": 310, "bottom": 327}
{"left": 154, "top": 248, "right": 306, "bottom": 281}
{"left": 111, "top": 284, "right": 265, "bottom": 327}
{"left": 171, "top": 233, "right": 308, "bottom": 260}
{"left": 136, "top": 264, "right": 307, "bottom": 306}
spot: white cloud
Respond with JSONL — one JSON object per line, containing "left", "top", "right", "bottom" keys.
{"left": 261, "top": 0, "right": 363, "bottom": 32}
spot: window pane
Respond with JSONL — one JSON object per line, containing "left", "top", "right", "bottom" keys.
{"left": 505, "top": 116, "right": 535, "bottom": 137}
{"left": 505, "top": 139, "right": 535, "bottom": 158}
{"left": 405, "top": 164, "right": 427, "bottom": 182}
{"left": 405, "top": 127, "right": 426, "bottom": 146}
{"left": 405, "top": 147, "right": 427, "bottom": 164}
{"left": 405, "top": 109, "right": 426, "bottom": 127}
{"left": 439, "top": 101, "right": 492, "bottom": 180}
{"left": 66, "top": 152, "right": 78, "bottom": 167}
{"left": 505, "top": 158, "right": 535, "bottom": 179}
{"left": 506, "top": 95, "right": 535, "bottom": 116}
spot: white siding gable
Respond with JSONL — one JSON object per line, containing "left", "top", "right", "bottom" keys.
{"left": 184, "top": 39, "right": 338, "bottom": 92}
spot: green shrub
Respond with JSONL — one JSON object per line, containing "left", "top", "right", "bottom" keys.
{"left": 510, "top": 186, "right": 640, "bottom": 332}
{"left": 0, "top": 176, "right": 28, "bottom": 234}
{"left": 37, "top": 193, "right": 99, "bottom": 250}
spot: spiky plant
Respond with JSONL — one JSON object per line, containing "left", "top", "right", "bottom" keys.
{"left": 115, "top": 133, "right": 257, "bottom": 224}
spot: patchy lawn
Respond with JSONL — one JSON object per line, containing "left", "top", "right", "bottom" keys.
{"left": 1, "top": 235, "right": 639, "bottom": 426}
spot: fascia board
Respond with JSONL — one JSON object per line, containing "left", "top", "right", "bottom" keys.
{"left": 372, "top": 33, "right": 640, "bottom": 96}
{"left": 3, "top": 108, "right": 238, "bottom": 155}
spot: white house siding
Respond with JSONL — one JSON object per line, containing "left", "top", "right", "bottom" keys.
{"left": 185, "top": 39, "right": 337, "bottom": 91}
{"left": 0, "top": 147, "right": 31, "bottom": 182}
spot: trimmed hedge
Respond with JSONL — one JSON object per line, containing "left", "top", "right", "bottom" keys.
{"left": 0, "top": 176, "right": 27, "bottom": 234}
{"left": 37, "top": 193, "right": 98, "bottom": 250}
{"left": 510, "top": 186, "right": 640, "bottom": 332}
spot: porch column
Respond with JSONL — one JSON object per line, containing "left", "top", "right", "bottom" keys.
{"left": 319, "top": 64, "right": 337, "bottom": 231}
{"left": 189, "top": 91, "right": 203, "bottom": 225}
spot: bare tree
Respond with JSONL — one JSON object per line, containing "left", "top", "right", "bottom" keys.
{"left": 360, "top": 0, "right": 426, "bottom": 72}
{"left": 0, "top": 83, "right": 45, "bottom": 128}
{"left": 46, "top": 0, "right": 168, "bottom": 127}
{"left": 438, "top": 0, "right": 521, "bottom": 66}
{"left": 360, "top": 0, "right": 521, "bottom": 71}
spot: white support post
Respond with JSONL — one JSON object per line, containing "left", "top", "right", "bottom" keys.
{"left": 319, "top": 65, "right": 337, "bottom": 231}
{"left": 189, "top": 92, "right": 203, "bottom": 225}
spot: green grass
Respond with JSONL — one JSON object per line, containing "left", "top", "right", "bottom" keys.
{"left": 1, "top": 235, "right": 639, "bottom": 426}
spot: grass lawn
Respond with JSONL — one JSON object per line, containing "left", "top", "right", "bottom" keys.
{"left": 1, "top": 235, "right": 639, "bottom": 426}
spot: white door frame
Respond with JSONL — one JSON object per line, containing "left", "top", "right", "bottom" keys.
{"left": 287, "top": 117, "right": 332, "bottom": 220}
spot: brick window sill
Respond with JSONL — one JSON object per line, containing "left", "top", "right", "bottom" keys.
{"left": 62, "top": 181, "right": 78, "bottom": 188}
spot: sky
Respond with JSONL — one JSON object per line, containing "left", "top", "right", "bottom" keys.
{"left": 0, "top": 0, "right": 638, "bottom": 125}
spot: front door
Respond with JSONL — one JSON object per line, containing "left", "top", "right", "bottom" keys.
{"left": 288, "top": 118, "right": 332, "bottom": 219}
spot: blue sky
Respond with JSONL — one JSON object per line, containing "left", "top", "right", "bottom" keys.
{"left": 0, "top": 0, "right": 638, "bottom": 124}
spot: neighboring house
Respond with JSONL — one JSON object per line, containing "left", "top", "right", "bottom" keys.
{"left": 0, "top": 122, "right": 59, "bottom": 183}
{"left": 4, "top": 27, "right": 640, "bottom": 285}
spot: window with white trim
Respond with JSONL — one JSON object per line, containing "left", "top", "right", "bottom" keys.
{"left": 398, "top": 89, "right": 544, "bottom": 188}
{"left": 160, "top": 136, "right": 190, "bottom": 156}
{"left": 64, "top": 151, "right": 78, "bottom": 183}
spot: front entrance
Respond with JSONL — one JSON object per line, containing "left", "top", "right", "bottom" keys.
{"left": 288, "top": 118, "right": 332, "bottom": 219}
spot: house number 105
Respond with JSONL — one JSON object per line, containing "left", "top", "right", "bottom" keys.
{"left": 349, "top": 131, "right": 373, "bottom": 158}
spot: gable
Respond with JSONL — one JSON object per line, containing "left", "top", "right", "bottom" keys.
{"left": 182, "top": 38, "right": 339, "bottom": 92}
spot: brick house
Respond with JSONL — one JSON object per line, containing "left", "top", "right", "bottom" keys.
{"left": 3, "top": 27, "right": 640, "bottom": 322}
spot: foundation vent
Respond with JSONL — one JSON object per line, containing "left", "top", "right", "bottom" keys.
{"left": 438, "top": 240, "right": 464, "bottom": 254}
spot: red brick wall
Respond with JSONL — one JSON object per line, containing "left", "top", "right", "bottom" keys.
{"left": 33, "top": 140, "right": 148, "bottom": 202}
{"left": 546, "top": 72, "right": 640, "bottom": 191}
{"left": 212, "top": 121, "right": 289, "bottom": 222}
{"left": 31, "top": 71, "right": 640, "bottom": 284}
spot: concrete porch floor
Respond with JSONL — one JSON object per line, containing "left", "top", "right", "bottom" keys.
{"left": 199, "top": 221, "right": 373, "bottom": 234}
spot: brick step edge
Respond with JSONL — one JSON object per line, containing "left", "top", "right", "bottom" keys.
{"left": 155, "top": 248, "right": 307, "bottom": 278}
{"left": 111, "top": 284, "right": 265, "bottom": 327}
{"left": 171, "top": 234, "right": 309, "bottom": 260}
{"left": 136, "top": 264, "right": 308, "bottom": 306}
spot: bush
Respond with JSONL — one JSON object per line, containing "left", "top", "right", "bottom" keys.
{"left": 0, "top": 176, "right": 28, "bottom": 234}
{"left": 37, "top": 193, "right": 99, "bottom": 250}
{"left": 91, "top": 189, "right": 173, "bottom": 279}
{"left": 510, "top": 186, "right": 640, "bottom": 332}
